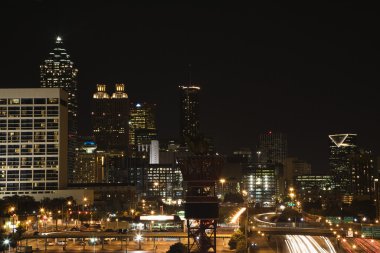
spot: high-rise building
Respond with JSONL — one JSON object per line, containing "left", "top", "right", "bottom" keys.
{"left": 329, "top": 133, "right": 358, "bottom": 194}
{"left": 179, "top": 85, "right": 200, "bottom": 145}
{"left": 40, "top": 36, "right": 78, "bottom": 183}
{"left": 74, "top": 141, "right": 100, "bottom": 184}
{"left": 0, "top": 88, "right": 68, "bottom": 196}
{"left": 242, "top": 162, "right": 279, "bottom": 207}
{"left": 258, "top": 131, "right": 287, "bottom": 165}
{"left": 91, "top": 84, "right": 129, "bottom": 153}
{"left": 129, "top": 102, "right": 157, "bottom": 153}
{"left": 350, "top": 149, "right": 375, "bottom": 197}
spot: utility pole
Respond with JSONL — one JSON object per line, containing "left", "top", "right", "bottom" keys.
{"left": 245, "top": 203, "right": 249, "bottom": 253}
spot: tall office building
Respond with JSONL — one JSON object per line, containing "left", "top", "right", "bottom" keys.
{"left": 350, "top": 149, "right": 375, "bottom": 197}
{"left": 258, "top": 131, "right": 287, "bottom": 165}
{"left": 91, "top": 84, "right": 130, "bottom": 153}
{"left": 129, "top": 102, "right": 157, "bottom": 152}
{"left": 0, "top": 88, "right": 68, "bottom": 196}
{"left": 40, "top": 36, "right": 78, "bottom": 183}
{"left": 179, "top": 84, "right": 200, "bottom": 145}
{"left": 329, "top": 133, "right": 358, "bottom": 194}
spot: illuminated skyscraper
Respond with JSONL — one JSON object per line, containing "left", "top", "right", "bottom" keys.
{"left": 179, "top": 85, "right": 200, "bottom": 145}
{"left": 329, "top": 133, "right": 358, "bottom": 194}
{"left": 258, "top": 131, "right": 287, "bottom": 165}
{"left": 91, "top": 84, "right": 129, "bottom": 153}
{"left": 40, "top": 36, "right": 78, "bottom": 183}
{"left": 129, "top": 102, "right": 157, "bottom": 151}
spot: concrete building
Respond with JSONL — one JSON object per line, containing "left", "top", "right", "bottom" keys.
{"left": 0, "top": 88, "right": 68, "bottom": 197}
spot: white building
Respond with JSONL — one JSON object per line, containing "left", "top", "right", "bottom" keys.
{"left": 0, "top": 88, "right": 68, "bottom": 197}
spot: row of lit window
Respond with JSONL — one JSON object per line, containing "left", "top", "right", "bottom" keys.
{"left": 0, "top": 119, "right": 59, "bottom": 130}
{"left": 0, "top": 98, "right": 59, "bottom": 105}
{"left": 0, "top": 182, "right": 58, "bottom": 191}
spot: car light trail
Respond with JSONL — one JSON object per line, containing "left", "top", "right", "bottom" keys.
{"left": 285, "top": 235, "right": 337, "bottom": 253}
{"left": 230, "top": 207, "right": 246, "bottom": 224}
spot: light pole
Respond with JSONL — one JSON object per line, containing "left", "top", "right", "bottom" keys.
{"left": 90, "top": 238, "right": 97, "bottom": 253}
{"left": 135, "top": 233, "right": 143, "bottom": 250}
{"left": 3, "top": 239, "right": 10, "bottom": 253}
{"left": 220, "top": 178, "right": 226, "bottom": 197}
{"left": 66, "top": 201, "right": 72, "bottom": 228}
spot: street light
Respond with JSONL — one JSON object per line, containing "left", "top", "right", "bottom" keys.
{"left": 90, "top": 238, "right": 97, "bottom": 253}
{"left": 3, "top": 239, "right": 10, "bottom": 253}
{"left": 135, "top": 233, "right": 143, "bottom": 250}
{"left": 220, "top": 178, "right": 226, "bottom": 196}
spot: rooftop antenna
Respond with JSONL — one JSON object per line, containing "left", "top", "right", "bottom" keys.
{"left": 188, "top": 63, "right": 192, "bottom": 85}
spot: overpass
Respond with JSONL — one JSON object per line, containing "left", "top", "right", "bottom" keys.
{"left": 251, "top": 226, "right": 334, "bottom": 236}
{"left": 21, "top": 231, "right": 233, "bottom": 240}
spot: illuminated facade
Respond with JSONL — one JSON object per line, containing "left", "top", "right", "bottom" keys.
{"left": 295, "top": 175, "right": 333, "bottom": 192}
{"left": 329, "top": 133, "right": 358, "bottom": 194}
{"left": 129, "top": 102, "right": 157, "bottom": 153}
{"left": 145, "top": 164, "right": 183, "bottom": 200}
{"left": 74, "top": 141, "right": 126, "bottom": 184}
{"left": 179, "top": 85, "right": 200, "bottom": 144}
{"left": 242, "top": 161, "right": 278, "bottom": 207}
{"left": 350, "top": 149, "right": 375, "bottom": 196}
{"left": 91, "top": 84, "right": 130, "bottom": 153}
{"left": 0, "top": 88, "right": 68, "bottom": 196}
{"left": 40, "top": 36, "right": 78, "bottom": 183}
{"left": 74, "top": 141, "right": 100, "bottom": 184}
{"left": 258, "top": 131, "right": 287, "bottom": 165}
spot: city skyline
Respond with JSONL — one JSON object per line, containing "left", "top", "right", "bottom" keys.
{"left": 1, "top": 2, "right": 379, "bottom": 173}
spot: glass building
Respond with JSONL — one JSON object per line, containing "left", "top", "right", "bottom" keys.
{"left": 0, "top": 88, "right": 68, "bottom": 196}
{"left": 179, "top": 85, "right": 200, "bottom": 145}
{"left": 40, "top": 36, "right": 78, "bottom": 183}
{"left": 258, "top": 131, "right": 287, "bottom": 165}
{"left": 328, "top": 133, "right": 358, "bottom": 194}
{"left": 242, "top": 162, "right": 279, "bottom": 207}
{"left": 129, "top": 102, "right": 157, "bottom": 154}
{"left": 91, "top": 84, "right": 130, "bottom": 153}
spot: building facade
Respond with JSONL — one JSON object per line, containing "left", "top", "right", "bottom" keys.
{"left": 91, "top": 84, "right": 129, "bottom": 153}
{"left": 350, "top": 149, "right": 375, "bottom": 197}
{"left": 0, "top": 88, "right": 68, "bottom": 197}
{"left": 258, "top": 131, "right": 287, "bottom": 165}
{"left": 129, "top": 102, "right": 157, "bottom": 153}
{"left": 329, "top": 133, "right": 358, "bottom": 194}
{"left": 40, "top": 36, "right": 78, "bottom": 183}
{"left": 242, "top": 161, "right": 279, "bottom": 207}
{"left": 179, "top": 85, "right": 200, "bottom": 145}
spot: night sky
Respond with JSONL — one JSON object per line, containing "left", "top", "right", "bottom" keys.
{"left": 1, "top": 1, "right": 379, "bottom": 173}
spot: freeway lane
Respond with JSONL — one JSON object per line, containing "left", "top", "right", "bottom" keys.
{"left": 283, "top": 235, "right": 337, "bottom": 253}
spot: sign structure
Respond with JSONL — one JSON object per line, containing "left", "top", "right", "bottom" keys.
{"left": 326, "top": 216, "right": 341, "bottom": 224}
{"left": 361, "top": 226, "right": 380, "bottom": 238}
{"left": 343, "top": 217, "right": 354, "bottom": 223}
{"left": 361, "top": 226, "right": 373, "bottom": 237}
{"left": 346, "top": 230, "right": 353, "bottom": 238}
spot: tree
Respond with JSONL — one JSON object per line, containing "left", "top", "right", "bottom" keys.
{"left": 184, "top": 134, "right": 209, "bottom": 155}
{"left": 228, "top": 229, "right": 246, "bottom": 250}
{"left": 236, "top": 240, "right": 247, "bottom": 253}
{"left": 166, "top": 242, "right": 187, "bottom": 253}
{"left": 277, "top": 207, "right": 303, "bottom": 222}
